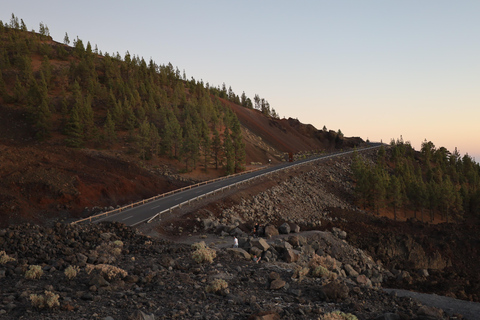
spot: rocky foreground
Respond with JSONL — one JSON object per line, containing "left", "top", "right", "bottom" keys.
{"left": 0, "top": 221, "right": 470, "bottom": 320}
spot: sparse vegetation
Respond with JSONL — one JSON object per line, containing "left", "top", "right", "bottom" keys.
{"left": 25, "top": 265, "right": 43, "bottom": 280}
{"left": 312, "top": 265, "right": 330, "bottom": 278}
{"left": 0, "top": 251, "right": 16, "bottom": 264}
{"left": 64, "top": 265, "right": 80, "bottom": 280}
{"left": 30, "top": 290, "right": 60, "bottom": 309}
{"left": 292, "top": 265, "right": 309, "bottom": 281}
{"left": 205, "top": 279, "right": 228, "bottom": 294}
{"left": 191, "top": 241, "right": 216, "bottom": 264}
{"left": 85, "top": 263, "right": 128, "bottom": 280}
{"left": 319, "top": 310, "right": 358, "bottom": 320}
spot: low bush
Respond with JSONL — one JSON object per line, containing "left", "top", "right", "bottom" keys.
{"left": 30, "top": 290, "right": 60, "bottom": 309}
{"left": 64, "top": 265, "right": 80, "bottom": 280}
{"left": 320, "top": 311, "right": 358, "bottom": 320}
{"left": 312, "top": 265, "right": 330, "bottom": 278}
{"left": 85, "top": 263, "right": 128, "bottom": 280}
{"left": 25, "top": 265, "right": 43, "bottom": 280}
{"left": 206, "top": 279, "right": 228, "bottom": 294}
{"left": 191, "top": 242, "right": 216, "bottom": 264}
{"left": 292, "top": 265, "right": 309, "bottom": 281}
{"left": 0, "top": 251, "right": 16, "bottom": 264}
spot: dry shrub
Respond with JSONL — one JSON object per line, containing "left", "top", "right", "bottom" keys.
{"left": 0, "top": 251, "right": 16, "bottom": 264}
{"left": 191, "top": 241, "right": 207, "bottom": 250}
{"left": 91, "top": 241, "right": 124, "bottom": 264}
{"left": 85, "top": 264, "right": 128, "bottom": 280}
{"left": 64, "top": 265, "right": 80, "bottom": 280}
{"left": 25, "top": 265, "right": 43, "bottom": 280}
{"left": 309, "top": 254, "right": 338, "bottom": 271}
{"left": 206, "top": 279, "right": 228, "bottom": 293}
{"left": 312, "top": 265, "right": 330, "bottom": 278}
{"left": 30, "top": 291, "right": 60, "bottom": 309}
{"left": 113, "top": 240, "right": 124, "bottom": 247}
{"left": 319, "top": 311, "right": 358, "bottom": 320}
{"left": 191, "top": 242, "right": 216, "bottom": 264}
{"left": 292, "top": 265, "right": 310, "bottom": 281}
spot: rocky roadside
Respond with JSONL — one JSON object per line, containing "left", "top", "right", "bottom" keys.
{"left": 0, "top": 222, "right": 470, "bottom": 320}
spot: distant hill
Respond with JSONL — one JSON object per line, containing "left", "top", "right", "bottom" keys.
{"left": 0, "top": 16, "right": 364, "bottom": 227}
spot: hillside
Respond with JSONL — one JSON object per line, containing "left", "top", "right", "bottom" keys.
{"left": 0, "top": 151, "right": 478, "bottom": 320}
{"left": 0, "top": 21, "right": 365, "bottom": 227}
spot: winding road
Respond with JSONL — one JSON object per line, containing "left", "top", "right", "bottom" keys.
{"left": 89, "top": 144, "right": 382, "bottom": 227}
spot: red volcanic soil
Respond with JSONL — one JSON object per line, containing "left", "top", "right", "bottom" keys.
{"left": 0, "top": 98, "right": 364, "bottom": 227}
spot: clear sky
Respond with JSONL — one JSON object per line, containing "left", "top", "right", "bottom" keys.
{"left": 2, "top": 1, "right": 480, "bottom": 161}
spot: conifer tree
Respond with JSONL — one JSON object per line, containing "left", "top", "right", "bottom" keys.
{"left": 388, "top": 175, "right": 402, "bottom": 221}
{"left": 103, "top": 111, "right": 116, "bottom": 145}
{"left": 64, "top": 32, "right": 70, "bottom": 45}
{"left": 211, "top": 127, "right": 222, "bottom": 170}
{"left": 230, "top": 115, "right": 245, "bottom": 172}
{"left": 13, "top": 75, "right": 26, "bottom": 103}
{"left": 34, "top": 97, "right": 52, "bottom": 140}
{"left": 200, "top": 119, "right": 211, "bottom": 170}
{"left": 223, "top": 128, "right": 235, "bottom": 175}
{"left": 65, "top": 106, "right": 83, "bottom": 148}
{"left": 150, "top": 124, "right": 160, "bottom": 158}
{"left": 161, "top": 117, "right": 173, "bottom": 157}
{"left": 181, "top": 116, "right": 200, "bottom": 170}
{"left": 138, "top": 119, "right": 151, "bottom": 160}
{"left": 170, "top": 112, "right": 183, "bottom": 159}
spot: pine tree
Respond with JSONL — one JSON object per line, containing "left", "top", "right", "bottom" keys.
{"left": 13, "top": 75, "right": 26, "bottom": 103}
{"left": 34, "top": 97, "right": 52, "bottom": 140}
{"left": 170, "top": 112, "right": 183, "bottom": 159}
{"left": 138, "top": 119, "right": 151, "bottom": 160}
{"left": 103, "top": 111, "right": 116, "bottom": 145}
{"left": 65, "top": 106, "right": 84, "bottom": 148}
{"left": 230, "top": 115, "right": 245, "bottom": 173}
{"left": 211, "top": 127, "right": 222, "bottom": 170}
{"left": 223, "top": 129, "right": 235, "bottom": 175}
{"left": 64, "top": 32, "right": 70, "bottom": 45}
{"left": 181, "top": 116, "right": 200, "bottom": 170}
{"left": 388, "top": 175, "right": 402, "bottom": 221}
{"left": 372, "top": 165, "right": 389, "bottom": 215}
{"left": 200, "top": 119, "right": 211, "bottom": 170}
{"left": 150, "top": 124, "right": 160, "bottom": 158}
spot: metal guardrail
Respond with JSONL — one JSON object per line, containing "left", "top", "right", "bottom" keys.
{"left": 143, "top": 145, "right": 382, "bottom": 225}
{"left": 73, "top": 144, "right": 382, "bottom": 226}
{"left": 72, "top": 165, "right": 269, "bottom": 224}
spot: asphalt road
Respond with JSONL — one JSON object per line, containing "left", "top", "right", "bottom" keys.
{"left": 93, "top": 144, "right": 382, "bottom": 227}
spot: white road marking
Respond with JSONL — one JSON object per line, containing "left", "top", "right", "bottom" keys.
{"left": 122, "top": 216, "right": 133, "bottom": 221}
{"left": 151, "top": 205, "right": 160, "bottom": 209}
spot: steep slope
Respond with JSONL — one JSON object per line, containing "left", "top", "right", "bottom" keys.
{"left": 229, "top": 101, "right": 365, "bottom": 163}
{"left": 0, "top": 24, "right": 365, "bottom": 227}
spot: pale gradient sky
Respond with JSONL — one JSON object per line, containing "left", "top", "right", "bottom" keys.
{"left": 2, "top": 1, "right": 479, "bottom": 161}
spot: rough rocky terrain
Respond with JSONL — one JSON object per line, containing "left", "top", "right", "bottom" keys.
{"left": 1, "top": 149, "right": 480, "bottom": 319}
{"left": 0, "top": 221, "right": 470, "bottom": 320}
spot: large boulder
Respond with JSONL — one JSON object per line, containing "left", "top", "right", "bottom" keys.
{"left": 226, "top": 248, "right": 251, "bottom": 260}
{"left": 270, "top": 279, "right": 286, "bottom": 290}
{"left": 289, "top": 223, "right": 301, "bottom": 233}
{"left": 284, "top": 248, "right": 299, "bottom": 263}
{"left": 251, "top": 238, "right": 270, "bottom": 251}
{"left": 264, "top": 225, "right": 279, "bottom": 238}
{"left": 278, "top": 223, "right": 290, "bottom": 234}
